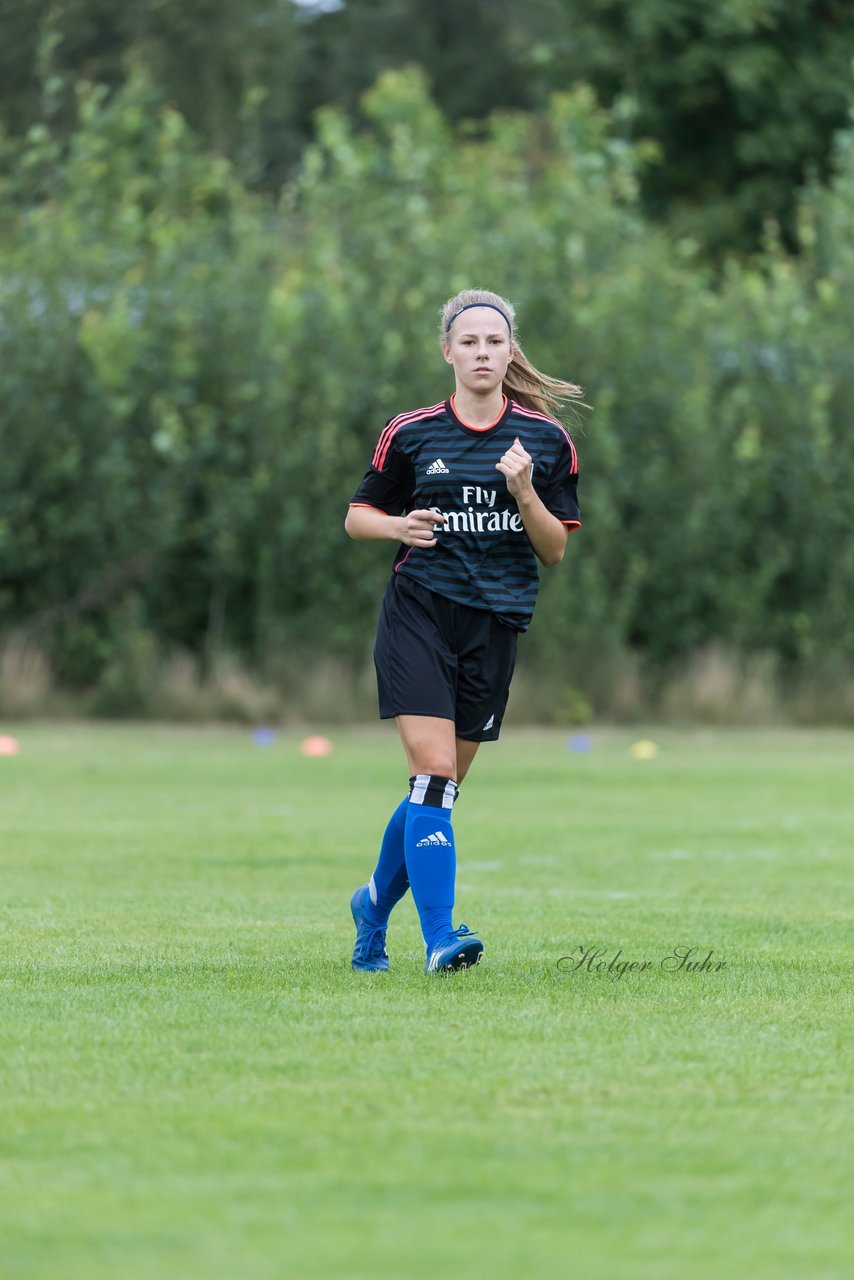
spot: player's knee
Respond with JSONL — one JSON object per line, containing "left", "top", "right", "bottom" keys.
{"left": 413, "top": 759, "right": 457, "bottom": 782}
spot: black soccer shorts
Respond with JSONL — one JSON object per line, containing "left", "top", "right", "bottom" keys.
{"left": 373, "top": 571, "right": 518, "bottom": 741}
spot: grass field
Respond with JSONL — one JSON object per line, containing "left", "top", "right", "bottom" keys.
{"left": 0, "top": 722, "right": 851, "bottom": 1280}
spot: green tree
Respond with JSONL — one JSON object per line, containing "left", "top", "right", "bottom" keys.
{"left": 551, "top": 0, "right": 854, "bottom": 252}
{"left": 2, "top": 68, "right": 853, "bottom": 716}
{"left": 0, "top": 0, "right": 304, "bottom": 187}
{"left": 293, "top": 0, "right": 854, "bottom": 250}
{"left": 0, "top": 73, "right": 277, "bottom": 685}
{"left": 4, "top": 0, "right": 854, "bottom": 250}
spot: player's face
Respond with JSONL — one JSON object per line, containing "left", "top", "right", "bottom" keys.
{"left": 443, "top": 308, "right": 514, "bottom": 395}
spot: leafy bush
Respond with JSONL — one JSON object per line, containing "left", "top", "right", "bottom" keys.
{"left": 1, "top": 70, "right": 852, "bottom": 720}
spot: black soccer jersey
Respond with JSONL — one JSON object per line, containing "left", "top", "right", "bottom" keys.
{"left": 350, "top": 395, "right": 581, "bottom": 631}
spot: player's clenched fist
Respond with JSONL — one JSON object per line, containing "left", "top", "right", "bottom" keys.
{"left": 496, "top": 437, "right": 533, "bottom": 498}
{"left": 399, "top": 508, "right": 447, "bottom": 547}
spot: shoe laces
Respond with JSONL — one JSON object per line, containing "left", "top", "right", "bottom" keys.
{"left": 354, "top": 924, "right": 388, "bottom": 963}
{"left": 453, "top": 924, "right": 474, "bottom": 938}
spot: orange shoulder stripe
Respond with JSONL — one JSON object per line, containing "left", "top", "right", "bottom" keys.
{"left": 372, "top": 402, "right": 445, "bottom": 470}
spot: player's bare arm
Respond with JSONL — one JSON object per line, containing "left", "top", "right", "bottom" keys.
{"left": 345, "top": 505, "right": 447, "bottom": 547}
{"left": 495, "top": 437, "right": 568, "bottom": 567}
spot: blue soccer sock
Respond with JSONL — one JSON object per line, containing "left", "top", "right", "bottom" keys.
{"left": 365, "top": 797, "right": 410, "bottom": 925}
{"left": 404, "top": 774, "right": 459, "bottom": 955}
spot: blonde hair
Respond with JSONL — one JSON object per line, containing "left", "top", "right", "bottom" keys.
{"left": 439, "top": 288, "right": 585, "bottom": 419}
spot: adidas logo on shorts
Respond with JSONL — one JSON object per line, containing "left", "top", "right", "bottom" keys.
{"left": 415, "top": 830, "right": 452, "bottom": 847}
{"left": 426, "top": 458, "right": 450, "bottom": 475}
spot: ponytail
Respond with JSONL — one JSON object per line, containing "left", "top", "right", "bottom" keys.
{"left": 503, "top": 344, "right": 585, "bottom": 419}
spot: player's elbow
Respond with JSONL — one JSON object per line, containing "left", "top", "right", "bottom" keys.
{"left": 541, "top": 525, "right": 569, "bottom": 567}
{"left": 540, "top": 542, "right": 565, "bottom": 568}
{"left": 344, "top": 506, "right": 360, "bottom": 539}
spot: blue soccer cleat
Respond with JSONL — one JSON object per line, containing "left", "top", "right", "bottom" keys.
{"left": 350, "top": 885, "right": 389, "bottom": 972}
{"left": 425, "top": 924, "right": 484, "bottom": 974}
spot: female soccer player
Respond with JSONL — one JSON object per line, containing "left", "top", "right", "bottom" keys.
{"left": 345, "top": 288, "right": 583, "bottom": 974}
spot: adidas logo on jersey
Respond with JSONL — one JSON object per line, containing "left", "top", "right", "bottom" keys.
{"left": 483, "top": 714, "right": 495, "bottom": 731}
{"left": 415, "top": 830, "right": 452, "bottom": 847}
{"left": 426, "top": 458, "right": 450, "bottom": 475}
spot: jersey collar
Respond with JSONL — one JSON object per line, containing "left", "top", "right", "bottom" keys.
{"left": 448, "top": 393, "right": 511, "bottom": 435}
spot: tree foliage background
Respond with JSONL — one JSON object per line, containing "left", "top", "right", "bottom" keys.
{"left": 1, "top": 1, "right": 853, "bottom": 720}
